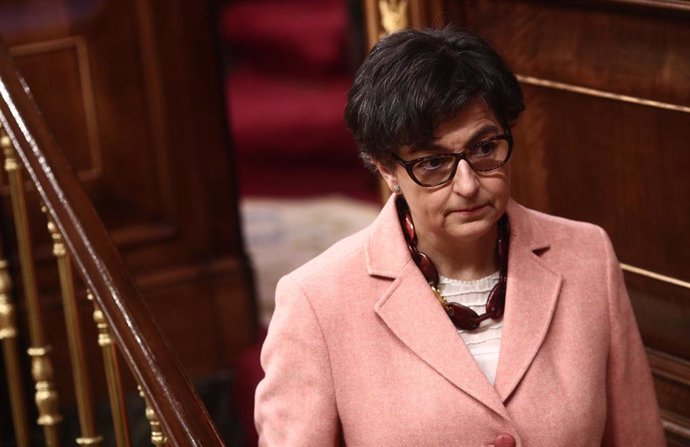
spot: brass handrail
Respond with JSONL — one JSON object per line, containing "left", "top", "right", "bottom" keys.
{"left": 0, "top": 40, "right": 224, "bottom": 446}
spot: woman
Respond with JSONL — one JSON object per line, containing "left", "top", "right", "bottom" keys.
{"left": 254, "top": 28, "right": 664, "bottom": 446}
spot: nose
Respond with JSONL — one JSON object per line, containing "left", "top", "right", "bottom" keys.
{"left": 451, "top": 159, "right": 480, "bottom": 197}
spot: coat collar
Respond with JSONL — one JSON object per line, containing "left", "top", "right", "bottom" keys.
{"left": 365, "top": 195, "right": 410, "bottom": 278}
{"left": 367, "top": 196, "right": 562, "bottom": 413}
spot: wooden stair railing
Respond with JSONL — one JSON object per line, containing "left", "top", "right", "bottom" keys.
{"left": 0, "top": 39, "right": 225, "bottom": 446}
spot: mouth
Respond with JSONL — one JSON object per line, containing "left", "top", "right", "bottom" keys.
{"left": 452, "top": 204, "right": 488, "bottom": 214}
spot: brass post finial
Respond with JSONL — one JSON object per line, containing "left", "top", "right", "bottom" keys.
{"left": 89, "top": 292, "right": 114, "bottom": 348}
{"left": 42, "top": 206, "right": 67, "bottom": 257}
{"left": 28, "top": 346, "right": 63, "bottom": 428}
{"left": 0, "top": 262, "right": 16, "bottom": 340}
{"left": 1, "top": 125, "right": 18, "bottom": 172}
{"left": 139, "top": 386, "right": 168, "bottom": 446}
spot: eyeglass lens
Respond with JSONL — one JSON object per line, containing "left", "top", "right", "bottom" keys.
{"left": 411, "top": 137, "right": 510, "bottom": 186}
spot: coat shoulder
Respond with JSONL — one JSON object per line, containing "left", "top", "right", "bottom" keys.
{"left": 508, "top": 202, "right": 618, "bottom": 277}
{"left": 513, "top": 202, "right": 608, "bottom": 247}
{"left": 282, "top": 225, "right": 371, "bottom": 287}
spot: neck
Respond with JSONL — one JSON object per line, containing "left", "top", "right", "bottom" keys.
{"left": 417, "top": 225, "right": 498, "bottom": 281}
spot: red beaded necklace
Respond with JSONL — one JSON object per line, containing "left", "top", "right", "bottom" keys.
{"left": 395, "top": 195, "right": 509, "bottom": 331}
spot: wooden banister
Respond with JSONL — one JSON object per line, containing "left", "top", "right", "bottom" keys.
{"left": 0, "top": 40, "right": 225, "bottom": 447}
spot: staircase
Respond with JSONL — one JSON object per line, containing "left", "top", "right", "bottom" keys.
{"left": 0, "top": 40, "right": 226, "bottom": 446}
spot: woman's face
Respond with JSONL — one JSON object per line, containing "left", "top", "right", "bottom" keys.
{"left": 377, "top": 99, "right": 511, "bottom": 248}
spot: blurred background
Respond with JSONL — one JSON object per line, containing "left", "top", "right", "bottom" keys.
{"left": 0, "top": 0, "right": 688, "bottom": 446}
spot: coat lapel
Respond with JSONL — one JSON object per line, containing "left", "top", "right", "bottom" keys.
{"left": 494, "top": 201, "right": 562, "bottom": 402}
{"left": 375, "top": 261, "right": 510, "bottom": 417}
{"left": 366, "top": 197, "right": 562, "bottom": 414}
{"left": 367, "top": 197, "right": 509, "bottom": 418}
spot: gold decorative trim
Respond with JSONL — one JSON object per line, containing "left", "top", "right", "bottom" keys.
{"left": 27, "top": 344, "right": 63, "bottom": 438}
{"left": 620, "top": 263, "right": 690, "bottom": 290}
{"left": 0, "top": 263, "right": 17, "bottom": 339}
{"left": 379, "top": 0, "right": 409, "bottom": 35}
{"left": 76, "top": 436, "right": 104, "bottom": 446}
{"left": 516, "top": 74, "right": 690, "bottom": 114}
{"left": 2, "top": 133, "right": 18, "bottom": 172}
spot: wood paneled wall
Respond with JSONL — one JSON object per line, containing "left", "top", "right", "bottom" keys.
{"left": 366, "top": 0, "right": 690, "bottom": 444}
{"left": 0, "top": 0, "right": 256, "bottom": 403}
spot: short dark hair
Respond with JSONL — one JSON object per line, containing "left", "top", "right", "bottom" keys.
{"left": 345, "top": 27, "right": 525, "bottom": 169}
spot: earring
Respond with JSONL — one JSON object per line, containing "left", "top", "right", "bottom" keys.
{"left": 393, "top": 185, "right": 401, "bottom": 194}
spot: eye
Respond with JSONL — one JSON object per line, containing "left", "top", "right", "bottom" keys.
{"left": 417, "top": 156, "right": 452, "bottom": 171}
{"left": 471, "top": 139, "right": 499, "bottom": 157}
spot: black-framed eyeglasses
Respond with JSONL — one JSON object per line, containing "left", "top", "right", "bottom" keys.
{"left": 391, "top": 133, "right": 513, "bottom": 187}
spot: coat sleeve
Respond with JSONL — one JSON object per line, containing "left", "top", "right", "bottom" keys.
{"left": 255, "top": 275, "right": 340, "bottom": 446}
{"left": 599, "top": 228, "right": 666, "bottom": 446}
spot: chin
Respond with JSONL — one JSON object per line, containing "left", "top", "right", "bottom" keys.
{"left": 447, "top": 218, "right": 496, "bottom": 241}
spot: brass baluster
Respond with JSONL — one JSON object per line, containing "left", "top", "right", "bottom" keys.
{"left": 44, "top": 211, "right": 103, "bottom": 446}
{"left": 87, "top": 290, "right": 132, "bottom": 447}
{"left": 0, "top": 247, "right": 31, "bottom": 447}
{"left": 138, "top": 386, "right": 168, "bottom": 446}
{"left": 1, "top": 125, "right": 62, "bottom": 445}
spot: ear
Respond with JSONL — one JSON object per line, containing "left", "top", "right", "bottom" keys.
{"left": 374, "top": 161, "right": 400, "bottom": 193}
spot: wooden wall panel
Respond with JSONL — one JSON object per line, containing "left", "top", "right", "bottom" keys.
{"left": 512, "top": 85, "right": 690, "bottom": 280}
{"left": 4, "top": 38, "right": 100, "bottom": 183}
{"left": 0, "top": 0, "right": 256, "bottom": 408}
{"left": 450, "top": 0, "right": 690, "bottom": 443}
{"left": 460, "top": 1, "right": 690, "bottom": 106}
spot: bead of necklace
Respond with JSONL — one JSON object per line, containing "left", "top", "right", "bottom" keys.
{"left": 395, "top": 195, "right": 509, "bottom": 331}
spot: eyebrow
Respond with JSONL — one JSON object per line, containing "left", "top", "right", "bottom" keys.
{"left": 409, "top": 123, "right": 501, "bottom": 154}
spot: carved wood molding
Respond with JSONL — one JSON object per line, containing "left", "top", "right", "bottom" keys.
{"left": 0, "top": 36, "right": 103, "bottom": 194}
{"left": 598, "top": 0, "right": 690, "bottom": 13}
{"left": 516, "top": 74, "right": 690, "bottom": 115}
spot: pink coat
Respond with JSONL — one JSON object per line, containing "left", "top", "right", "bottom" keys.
{"left": 255, "top": 197, "right": 665, "bottom": 446}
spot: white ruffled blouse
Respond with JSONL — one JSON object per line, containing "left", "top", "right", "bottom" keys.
{"left": 438, "top": 271, "right": 502, "bottom": 385}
